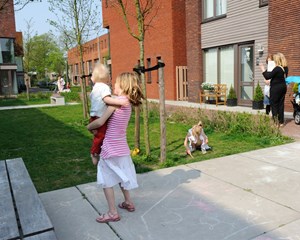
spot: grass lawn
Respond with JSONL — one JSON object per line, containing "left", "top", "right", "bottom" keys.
{"left": 0, "top": 103, "right": 292, "bottom": 193}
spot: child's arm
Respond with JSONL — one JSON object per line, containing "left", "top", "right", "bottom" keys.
{"left": 184, "top": 136, "right": 193, "bottom": 158}
{"left": 103, "top": 95, "right": 129, "bottom": 106}
{"left": 87, "top": 106, "right": 116, "bottom": 131}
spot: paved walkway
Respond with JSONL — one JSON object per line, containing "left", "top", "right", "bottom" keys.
{"left": 2, "top": 101, "right": 300, "bottom": 239}
{"left": 40, "top": 141, "right": 300, "bottom": 240}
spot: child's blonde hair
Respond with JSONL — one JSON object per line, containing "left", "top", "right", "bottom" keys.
{"left": 92, "top": 63, "right": 109, "bottom": 83}
{"left": 116, "top": 72, "right": 144, "bottom": 106}
{"left": 197, "top": 121, "right": 203, "bottom": 127}
{"left": 191, "top": 125, "right": 202, "bottom": 144}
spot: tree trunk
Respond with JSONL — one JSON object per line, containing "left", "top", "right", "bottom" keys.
{"left": 139, "top": 40, "right": 150, "bottom": 155}
{"left": 79, "top": 45, "right": 89, "bottom": 119}
{"left": 134, "top": 106, "right": 140, "bottom": 149}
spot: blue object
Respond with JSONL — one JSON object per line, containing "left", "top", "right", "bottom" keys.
{"left": 286, "top": 76, "right": 300, "bottom": 84}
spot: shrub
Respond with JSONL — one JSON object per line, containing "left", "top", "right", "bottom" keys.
{"left": 253, "top": 83, "right": 264, "bottom": 101}
{"left": 293, "top": 83, "right": 299, "bottom": 93}
{"left": 227, "top": 85, "right": 237, "bottom": 99}
{"left": 70, "top": 86, "right": 91, "bottom": 92}
{"left": 161, "top": 104, "right": 282, "bottom": 138}
{"left": 61, "top": 91, "right": 81, "bottom": 102}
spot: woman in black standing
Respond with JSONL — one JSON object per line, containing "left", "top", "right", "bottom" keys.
{"left": 260, "top": 52, "right": 288, "bottom": 126}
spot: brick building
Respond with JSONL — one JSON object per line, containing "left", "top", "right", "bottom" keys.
{"left": 67, "top": 35, "right": 109, "bottom": 86}
{"left": 0, "top": 0, "right": 24, "bottom": 96}
{"left": 268, "top": 0, "right": 300, "bottom": 111}
{"left": 68, "top": 0, "right": 299, "bottom": 112}
{"left": 102, "top": 0, "right": 187, "bottom": 100}
{"left": 186, "top": 0, "right": 299, "bottom": 111}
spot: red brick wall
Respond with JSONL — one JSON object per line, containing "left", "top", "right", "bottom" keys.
{"left": 102, "top": 0, "right": 187, "bottom": 100}
{"left": 268, "top": 0, "right": 300, "bottom": 112}
{"left": 68, "top": 35, "right": 109, "bottom": 69}
{"left": 67, "top": 35, "right": 109, "bottom": 85}
{"left": 185, "top": 0, "right": 202, "bottom": 103}
{"left": 0, "top": 0, "right": 16, "bottom": 38}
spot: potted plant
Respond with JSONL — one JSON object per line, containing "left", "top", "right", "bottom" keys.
{"left": 226, "top": 85, "right": 237, "bottom": 107}
{"left": 252, "top": 82, "right": 264, "bottom": 109}
{"left": 293, "top": 83, "right": 299, "bottom": 93}
{"left": 201, "top": 82, "right": 215, "bottom": 93}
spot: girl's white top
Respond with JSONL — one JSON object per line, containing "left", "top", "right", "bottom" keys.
{"left": 89, "top": 82, "right": 111, "bottom": 117}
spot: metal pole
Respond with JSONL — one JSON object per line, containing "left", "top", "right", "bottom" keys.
{"left": 158, "top": 60, "right": 166, "bottom": 162}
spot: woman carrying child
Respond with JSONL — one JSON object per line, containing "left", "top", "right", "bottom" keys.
{"left": 89, "top": 63, "right": 128, "bottom": 165}
{"left": 87, "top": 72, "right": 144, "bottom": 223}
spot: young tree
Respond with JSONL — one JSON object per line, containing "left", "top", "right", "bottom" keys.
{"left": 23, "top": 28, "right": 65, "bottom": 79}
{"left": 0, "top": 0, "right": 41, "bottom": 13}
{"left": 23, "top": 19, "right": 36, "bottom": 77}
{"left": 48, "top": 0, "right": 102, "bottom": 119}
{"left": 107, "top": 0, "right": 160, "bottom": 156}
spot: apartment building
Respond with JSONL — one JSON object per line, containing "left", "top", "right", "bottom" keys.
{"left": 68, "top": 0, "right": 299, "bottom": 111}
{"left": 187, "top": 0, "right": 299, "bottom": 111}
{"left": 0, "top": 0, "right": 24, "bottom": 97}
{"left": 67, "top": 35, "right": 109, "bottom": 86}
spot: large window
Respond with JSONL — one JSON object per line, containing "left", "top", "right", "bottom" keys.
{"left": 204, "top": 48, "right": 218, "bottom": 84}
{"left": 204, "top": 46, "right": 234, "bottom": 92}
{"left": 204, "top": 0, "right": 227, "bottom": 20}
{"left": 0, "top": 38, "right": 15, "bottom": 64}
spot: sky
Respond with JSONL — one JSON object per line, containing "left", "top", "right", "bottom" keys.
{"left": 15, "top": 1, "right": 56, "bottom": 35}
{"left": 14, "top": 1, "right": 106, "bottom": 41}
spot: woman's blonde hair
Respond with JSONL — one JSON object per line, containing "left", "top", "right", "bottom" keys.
{"left": 92, "top": 63, "right": 109, "bottom": 83}
{"left": 277, "top": 52, "right": 288, "bottom": 67}
{"left": 116, "top": 72, "right": 144, "bottom": 106}
{"left": 273, "top": 52, "right": 288, "bottom": 68}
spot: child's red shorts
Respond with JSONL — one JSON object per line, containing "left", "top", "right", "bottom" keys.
{"left": 89, "top": 116, "right": 108, "bottom": 155}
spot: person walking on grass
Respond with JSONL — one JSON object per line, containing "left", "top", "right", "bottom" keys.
{"left": 87, "top": 72, "right": 144, "bottom": 223}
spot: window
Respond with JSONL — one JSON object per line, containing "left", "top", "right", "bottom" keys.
{"left": 204, "top": 48, "right": 218, "bottom": 84}
{"left": 203, "top": 0, "right": 227, "bottom": 20}
{"left": 204, "top": 46, "right": 234, "bottom": 91}
{"left": 87, "top": 61, "right": 92, "bottom": 74}
{"left": 75, "top": 64, "right": 79, "bottom": 75}
{"left": 146, "top": 58, "right": 151, "bottom": 83}
{"left": 0, "top": 38, "right": 15, "bottom": 64}
{"left": 259, "top": 0, "right": 268, "bottom": 7}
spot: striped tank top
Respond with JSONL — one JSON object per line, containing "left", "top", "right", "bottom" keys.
{"left": 100, "top": 96, "right": 131, "bottom": 159}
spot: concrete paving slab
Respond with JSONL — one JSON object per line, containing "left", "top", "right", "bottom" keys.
{"left": 239, "top": 142, "right": 300, "bottom": 171}
{"left": 78, "top": 165, "right": 299, "bottom": 240}
{"left": 252, "top": 219, "right": 300, "bottom": 240}
{"left": 39, "top": 186, "right": 119, "bottom": 240}
{"left": 187, "top": 145, "right": 300, "bottom": 212}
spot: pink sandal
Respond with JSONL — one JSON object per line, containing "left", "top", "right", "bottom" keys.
{"left": 96, "top": 212, "right": 120, "bottom": 223}
{"left": 118, "top": 202, "right": 135, "bottom": 212}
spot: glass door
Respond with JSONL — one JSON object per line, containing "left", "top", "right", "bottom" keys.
{"left": 0, "top": 70, "right": 11, "bottom": 95}
{"left": 238, "top": 44, "right": 254, "bottom": 106}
